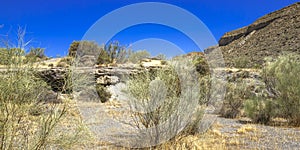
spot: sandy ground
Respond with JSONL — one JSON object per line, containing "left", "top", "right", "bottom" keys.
{"left": 73, "top": 82, "right": 300, "bottom": 149}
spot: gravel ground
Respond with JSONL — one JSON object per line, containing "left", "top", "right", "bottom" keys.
{"left": 75, "top": 82, "right": 300, "bottom": 149}
{"left": 216, "top": 117, "right": 300, "bottom": 150}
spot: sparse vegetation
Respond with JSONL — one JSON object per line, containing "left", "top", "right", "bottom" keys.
{"left": 128, "top": 50, "right": 151, "bottom": 63}
{"left": 25, "top": 47, "right": 47, "bottom": 63}
{"left": 245, "top": 54, "right": 300, "bottom": 125}
{"left": 57, "top": 56, "right": 73, "bottom": 68}
{"left": 220, "top": 81, "right": 248, "bottom": 118}
{"left": 1, "top": 15, "right": 300, "bottom": 148}
{"left": 244, "top": 97, "right": 275, "bottom": 124}
{"left": 0, "top": 29, "right": 88, "bottom": 149}
{"left": 95, "top": 84, "right": 111, "bottom": 103}
{"left": 193, "top": 56, "right": 209, "bottom": 76}
{"left": 234, "top": 56, "right": 250, "bottom": 68}
{"left": 126, "top": 60, "right": 204, "bottom": 147}
{"left": 0, "top": 49, "right": 69, "bottom": 149}
{"left": 67, "top": 40, "right": 152, "bottom": 65}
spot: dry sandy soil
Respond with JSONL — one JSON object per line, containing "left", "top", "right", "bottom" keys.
{"left": 71, "top": 82, "right": 300, "bottom": 149}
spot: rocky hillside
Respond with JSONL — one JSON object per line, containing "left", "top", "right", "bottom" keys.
{"left": 216, "top": 2, "right": 299, "bottom": 68}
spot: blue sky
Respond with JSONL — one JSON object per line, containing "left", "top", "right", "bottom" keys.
{"left": 0, "top": 0, "right": 298, "bottom": 57}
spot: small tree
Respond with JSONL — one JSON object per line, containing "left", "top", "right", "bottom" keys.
{"left": 67, "top": 41, "right": 80, "bottom": 57}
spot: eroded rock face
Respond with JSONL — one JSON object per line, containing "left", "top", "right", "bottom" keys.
{"left": 217, "top": 2, "right": 300, "bottom": 67}
{"left": 38, "top": 68, "right": 71, "bottom": 93}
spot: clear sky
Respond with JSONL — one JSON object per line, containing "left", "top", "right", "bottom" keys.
{"left": 0, "top": 0, "right": 298, "bottom": 57}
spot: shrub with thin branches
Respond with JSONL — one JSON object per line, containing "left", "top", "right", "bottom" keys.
{"left": 245, "top": 54, "right": 300, "bottom": 125}
{"left": 125, "top": 59, "right": 204, "bottom": 147}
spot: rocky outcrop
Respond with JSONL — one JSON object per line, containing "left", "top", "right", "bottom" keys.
{"left": 217, "top": 2, "right": 300, "bottom": 67}
{"left": 37, "top": 64, "right": 143, "bottom": 93}
{"left": 38, "top": 68, "right": 71, "bottom": 93}
{"left": 140, "top": 58, "right": 166, "bottom": 68}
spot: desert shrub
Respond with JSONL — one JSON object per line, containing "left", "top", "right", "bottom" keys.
{"left": 105, "top": 41, "right": 128, "bottom": 63}
{"left": 244, "top": 54, "right": 300, "bottom": 125}
{"left": 219, "top": 81, "right": 248, "bottom": 118}
{"left": 0, "top": 48, "right": 9, "bottom": 65}
{"left": 68, "top": 41, "right": 80, "bottom": 57}
{"left": 0, "top": 28, "right": 89, "bottom": 149}
{"left": 97, "top": 48, "right": 110, "bottom": 64}
{"left": 97, "top": 41, "right": 128, "bottom": 64}
{"left": 25, "top": 47, "right": 47, "bottom": 63}
{"left": 262, "top": 54, "right": 300, "bottom": 125}
{"left": 244, "top": 98, "right": 276, "bottom": 124}
{"left": 161, "top": 60, "right": 167, "bottom": 65}
{"left": 68, "top": 40, "right": 154, "bottom": 65}
{"left": 198, "top": 75, "right": 211, "bottom": 105}
{"left": 193, "top": 56, "right": 209, "bottom": 76}
{"left": 128, "top": 50, "right": 151, "bottom": 63}
{"left": 126, "top": 60, "right": 202, "bottom": 147}
{"left": 68, "top": 41, "right": 100, "bottom": 57}
{"left": 95, "top": 84, "right": 111, "bottom": 103}
{"left": 0, "top": 49, "right": 67, "bottom": 149}
{"left": 0, "top": 48, "right": 25, "bottom": 65}
{"left": 57, "top": 56, "right": 73, "bottom": 68}
{"left": 155, "top": 53, "right": 167, "bottom": 60}
{"left": 234, "top": 56, "right": 250, "bottom": 68}
{"left": 68, "top": 41, "right": 111, "bottom": 65}
{"left": 57, "top": 62, "right": 68, "bottom": 68}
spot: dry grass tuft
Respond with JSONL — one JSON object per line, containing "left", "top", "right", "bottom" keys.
{"left": 237, "top": 124, "right": 257, "bottom": 134}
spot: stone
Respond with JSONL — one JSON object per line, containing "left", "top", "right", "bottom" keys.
{"left": 97, "top": 75, "right": 120, "bottom": 85}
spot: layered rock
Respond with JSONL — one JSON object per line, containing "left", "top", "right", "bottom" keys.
{"left": 217, "top": 2, "right": 300, "bottom": 67}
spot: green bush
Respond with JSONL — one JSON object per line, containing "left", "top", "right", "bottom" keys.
{"left": 126, "top": 60, "right": 203, "bottom": 146}
{"left": 95, "top": 84, "right": 111, "bottom": 103}
{"left": 68, "top": 41, "right": 100, "bottom": 57}
{"left": 68, "top": 40, "right": 155, "bottom": 65}
{"left": 128, "top": 50, "right": 150, "bottom": 63}
{"left": 244, "top": 54, "right": 300, "bottom": 125}
{"left": 234, "top": 56, "right": 250, "bottom": 68}
{"left": 0, "top": 48, "right": 9, "bottom": 65}
{"left": 155, "top": 53, "right": 166, "bottom": 60}
{"left": 68, "top": 41, "right": 80, "bottom": 57}
{"left": 25, "top": 47, "right": 47, "bottom": 63}
{"left": 244, "top": 98, "right": 275, "bottom": 124}
{"left": 0, "top": 48, "right": 25, "bottom": 65}
{"left": 0, "top": 28, "right": 88, "bottom": 149}
{"left": 57, "top": 56, "right": 74, "bottom": 68}
{"left": 0, "top": 50, "right": 67, "bottom": 149}
{"left": 193, "top": 56, "right": 209, "bottom": 76}
{"left": 263, "top": 54, "right": 300, "bottom": 125}
{"left": 97, "top": 48, "right": 110, "bottom": 64}
{"left": 219, "top": 81, "right": 248, "bottom": 118}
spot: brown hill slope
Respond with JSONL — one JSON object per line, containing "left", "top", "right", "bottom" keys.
{"left": 216, "top": 2, "right": 300, "bottom": 68}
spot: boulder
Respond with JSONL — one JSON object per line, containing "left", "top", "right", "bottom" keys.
{"left": 97, "top": 75, "right": 120, "bottom": 85}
